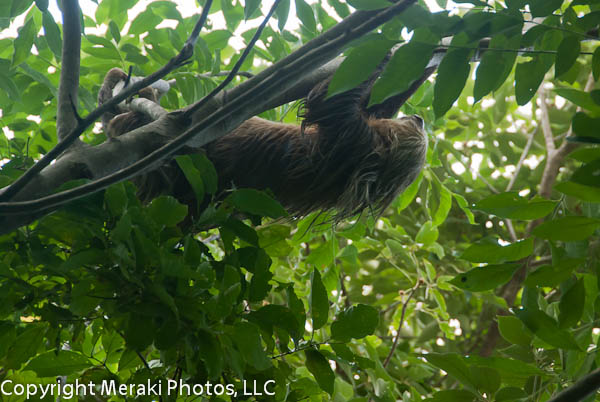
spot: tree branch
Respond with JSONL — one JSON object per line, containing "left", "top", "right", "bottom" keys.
{"left": 0, "top": 0, "right": 214, "bottom": 203}
{"left": 506, "top": 127, "right": 537, "bottom": 192}
{"left": 537, "top": 74, "right": 595, "bottom": 200}
{"left": 56, "top": 0, "right": 81, "bottom": 143}
{"left": 538, "top": 87, "right": 556, "bottom": 154}
{"left": 384, "top": 280, "right": 421, "bottom": 368}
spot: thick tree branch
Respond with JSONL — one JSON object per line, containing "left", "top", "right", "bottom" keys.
{"left": 56, "top": 0, "right": 81, "bottom": 142}
{"left": 0, "top": 0, "right": 213, "bottom": 203}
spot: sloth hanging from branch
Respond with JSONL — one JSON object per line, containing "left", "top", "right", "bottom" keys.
{"left": 98, "top": 61, "right": 429, "bottom": 221}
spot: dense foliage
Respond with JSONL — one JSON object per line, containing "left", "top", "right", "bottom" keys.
{"left": 0, "top": 0, "right": 600, "bottom": 401}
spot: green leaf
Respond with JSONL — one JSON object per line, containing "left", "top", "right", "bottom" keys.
{"left": 347, "top": 0, "right": 392, "bottom": 10}
{"left": 415, "top": 221, "right": 439, "bottom": 246}
{"left": 176, "top": 155, "right": 205, "bottom": 204}
{"left": 425, "top": 353, "right": 476, "bottom": 390}
{"left": 529, "top": 0, "right": 563, "bottom": 18}
{"left": 331, "top": 304, "right": 379, "bottom": 341}
{"left": 470, "top": 366, "right": 501, "bottom": 395}
{"left": 12, "top": 18, "right": 37, "bottom": 66}
{"left": 250, "top": 304, "right": 303, "bottom": 340}
{"left": 275, "top": 0, "right": 290, "bottom": 31}
{"left": 450, "top": 263, "right": 520, "bottom": 292}
{"left": 593, "top": 47, "right": 600, "bottom": 81}
{"left": 129, "top": 9, "right": 162, "bottom": 36}
{"left": 473, "top": 192, "right": 557, "bottom": 220}
{"left": 244, "top": 0, "right": 261, "bottom": 19}
{"left": 433, "top": 34, "right": 472, "bottom": 118}
{"left": 461, "top": 238, "right": 534, "bottom": 264}
{"left": 35, "top": 0, "right": 49, "bottom": 11}
{"left": 108, "top": 20, "right": 121, "bottom": 43}
{"left": 310, "top": 268, "right": 329, "bottom": 330}
{"left": 397, "top": 172, "right": 422, "bottom": 212}
{"left": 295, "top": 0, "right": 316, "bottom": 32}
{"left": 104, "top": 183, "right": 128, "bottom": 217}
{"left": 555, "top": 181, "right": 600, "bottom": 202}
{"left": 474, "top": 33, "right": 520, "bottom": 102}
{"left": 189, "top": 153, "right": 218, "bottom": 194}
{"left": 465, "top": 355, "right": 544, "bottom": 378}
{"left": 305, "top": 349, "right": 335, "bottom": 395}
{"left": 147, "top": 196, "right": 188, "bottom": 226}
{"left": 203, "top": 30, "right": 232, "bottom": 50}
{"left": 0, "top": 71, "right": 21, "bottom": 101}
{"left": 515, "top": 56, "right": 551, "bottom": 105}
{"left": 24, "top": 350, "right": 91, "bottom": 377}
{"left": 432, "top": 180, "right": 452, "bottom": 226}
{"left": 497, "top": 315, "right": 533, "bottom": 346}
{"left": 227, "top": 189, "right": 287, "bottom": 219}
{"left": 195, "top": 330, "right": 224, "bottom": 380}
{"left": 124, "top": 314, "right": 155, "bottom": 351}
{"left": 327, "top": 37, "right": 394, "bottom": 98}
{"left": 370, "top": 29, "right": 438, "bottom": 106}
{"left": 558, "top": 279, "right": 585, "bottom": 329}
{"left": 515, "top": 308, "right": 580, "bottom": 350}
{"left": 525, "top": 258, "right": 582, "bottom": 287}
{"left": 6, "top": 326, "right": 46, "bottom": 370}
{"left": 496, "top": 387, "right": 528, "bottom": 401}
{"left": 572, "top": 112, "right": 600, "bottom": 140}
{"left": 555, "top": 36, "right": 581, "bottom": 78}
{"left": 428, "top": 390, "right": 479, "bottom": 402}
{"left": 233, "top": 322, "right": 271, "bottom": 370}
{"left": 553, "top": 88, "right": 600, "bottom": 113}
{"left": 42, "top": 11, "right": 61, "bottom": 59}
{"left": 532, "top": 216, "right": 600, "bottom": 241}
{"left": 591, "top": 89, "right": 600, "bottom": 105}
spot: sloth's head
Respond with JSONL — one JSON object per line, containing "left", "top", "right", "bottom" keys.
{"left": 336, "top": 114, "right": 427, "bottom": 219}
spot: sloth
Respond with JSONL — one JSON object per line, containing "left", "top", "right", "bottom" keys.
{"left": 98, "top": 67, "right": 427, "bottom": 220}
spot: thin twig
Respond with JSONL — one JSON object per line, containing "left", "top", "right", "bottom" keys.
{"left": 504, "top": 127, "right": 537, "bottom": 242}
{"left": 0, "top": 0, "right": 419, "bottom": 215}
{"left": 506, "top": 127, "right": 537, "bottom": 192}
{"left": 0, "top": 0, "right": 214, "bottom": 203}
{"left": 184, "top": 0, "right": 282, "bottom": 118}
{"left": 383, "top": 280, "right": 421, "bottom": 368}
{"left": 538, "top": 88, "right": 556, "bottom": 153}
{"left": 435, "top": 43, "right": 595, "bottom": 56}
{"left": 504, "top": 220, "right": 518, "bottom": 242}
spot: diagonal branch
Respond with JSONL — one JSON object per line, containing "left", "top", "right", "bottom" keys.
{"left": 0, "top": 0, "right": 214, "bottom": 203}
{"left": 56, "top": 0, "right": 81, "bottom": 142}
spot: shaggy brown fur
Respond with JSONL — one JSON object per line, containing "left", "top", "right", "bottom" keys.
{"left": 98, "top": 68, "right": 427, "bottom": 219}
